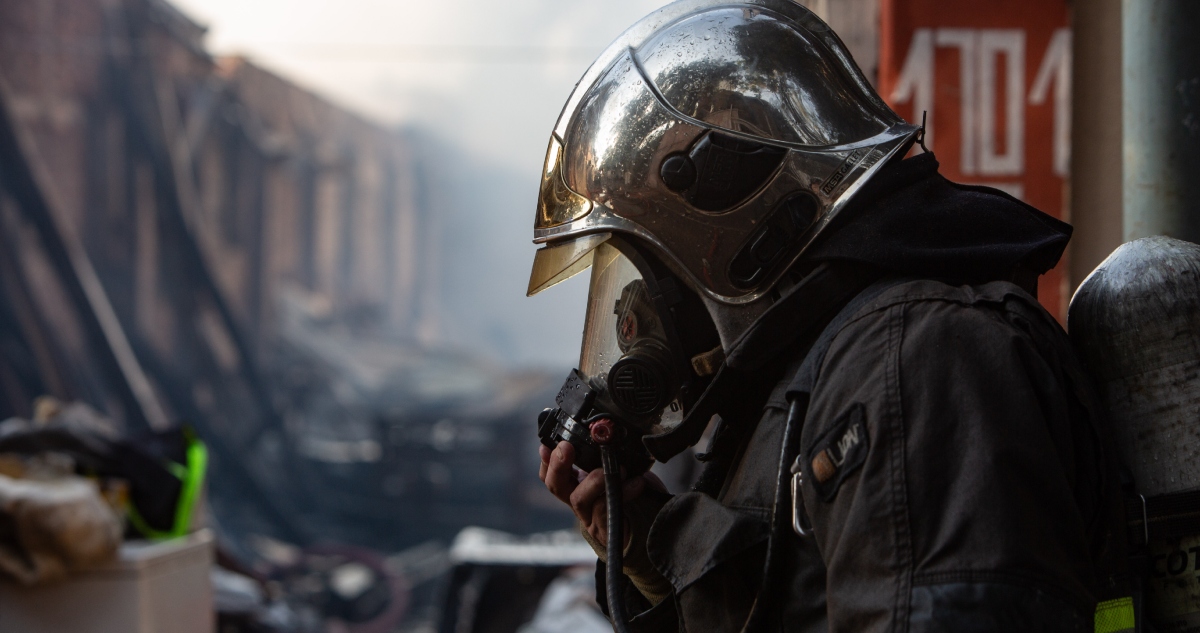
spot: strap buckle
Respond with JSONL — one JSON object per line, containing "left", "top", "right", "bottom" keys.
{"left": 791, "top": 465, "right": 812, "bottom": 537}
{"left": 1139, "top": 493, "right": 1149, "bottom": 547}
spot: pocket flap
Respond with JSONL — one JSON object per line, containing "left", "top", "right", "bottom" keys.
{"left": 646, "top": 492, "right": 770, "bottom": 592}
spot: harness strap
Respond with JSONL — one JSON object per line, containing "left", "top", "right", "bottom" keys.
{"left": 1126, "top": 489, "right": 1200, "bottom": 547}
{"left": 782, "top": 276, "right": 910, "bottom": 537}
{"left": 739, "top": 277, "right": 906, "bottom": 632}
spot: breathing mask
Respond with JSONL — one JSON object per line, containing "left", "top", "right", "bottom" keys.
{"left": 536, "top": 238, "right": 714, "bottom": 475}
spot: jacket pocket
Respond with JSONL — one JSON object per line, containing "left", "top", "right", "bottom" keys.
{"left": 647, "top": 492, "right": 770, "bottom": 632}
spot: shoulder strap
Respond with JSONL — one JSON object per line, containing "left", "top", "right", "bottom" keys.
{"left": 740, "top": 277, "right": 910, "bottom": 632}
{"left": 778, "top": 276, "right": 908, "bottom": 535}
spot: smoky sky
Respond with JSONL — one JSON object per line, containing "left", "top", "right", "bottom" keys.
{"left": 173, "top": 0, "right": 670, "bottom": 368}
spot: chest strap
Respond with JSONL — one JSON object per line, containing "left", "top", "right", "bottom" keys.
{"left": 1126, "top": 490, "right": 1200, "bottom": 548}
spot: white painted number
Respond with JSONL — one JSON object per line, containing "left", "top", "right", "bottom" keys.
{"left": 890, "top": 28, "right": 1073, "bottom": 187}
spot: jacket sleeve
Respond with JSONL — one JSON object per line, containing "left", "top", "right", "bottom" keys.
{"left": 799, "top": 292, "right": 1103, "bottom": 633}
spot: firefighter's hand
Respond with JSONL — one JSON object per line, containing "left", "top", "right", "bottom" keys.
{"left": 538, "top": 441, "right": 664, "bottom": 548}
{"left": 539, "top": 440, "right": 675, "bottom": 605}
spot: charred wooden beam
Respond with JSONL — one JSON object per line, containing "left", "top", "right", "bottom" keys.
{"left": 0, "top": 69, "right": 170, "bottom": 430}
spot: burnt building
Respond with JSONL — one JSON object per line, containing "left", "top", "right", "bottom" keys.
{"left": 0, "top": 0, "right": 565, "bottom": 553}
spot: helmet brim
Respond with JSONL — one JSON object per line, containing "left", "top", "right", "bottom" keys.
{"left": 526, "top": 232, "right": 612, "bottom": 296}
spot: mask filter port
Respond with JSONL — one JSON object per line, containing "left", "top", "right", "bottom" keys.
{"left": 608, "top": 344, "right": 672, "bottom": 416}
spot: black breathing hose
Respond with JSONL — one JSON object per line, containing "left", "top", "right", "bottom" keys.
{"left": 600, "top": 446, "right": 634, "bottom": 633}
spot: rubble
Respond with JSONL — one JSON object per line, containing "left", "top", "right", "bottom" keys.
{"left": 0, "top": 473, "right": 121, "bottom": 585}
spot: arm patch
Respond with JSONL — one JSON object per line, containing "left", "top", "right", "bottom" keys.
{"left": 806, "top": 403, "right": 869, "bottom": 502}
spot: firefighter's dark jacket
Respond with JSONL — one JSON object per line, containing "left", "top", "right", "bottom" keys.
{"left": 597, "top": 153, "right": 1127, "bottom": 632}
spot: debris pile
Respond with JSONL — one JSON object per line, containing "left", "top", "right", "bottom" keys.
{"left": 0, "top": 398, "right": 206, "bottom": 585}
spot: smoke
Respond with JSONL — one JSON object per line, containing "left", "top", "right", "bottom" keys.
{"left": 407, "top": 129, "right": 589, "bottom": 369}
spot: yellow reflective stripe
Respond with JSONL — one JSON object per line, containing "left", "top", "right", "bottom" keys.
{"left": 1094, "top": 596, "right": 1135, "bottom": 633}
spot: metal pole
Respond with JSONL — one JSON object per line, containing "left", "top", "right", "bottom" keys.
{"left": 1123, "top": 0, "right": 1200, "bottom": 242}
{"left": 1075, "top": 0, "right": 1128, "bottom": 292}
{"left": 1069, "top": 0, "right": 1124, "bottom": 293}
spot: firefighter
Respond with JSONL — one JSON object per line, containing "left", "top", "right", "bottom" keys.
{"left": 530, "top": 1, "right": 1129, "bottom": 631}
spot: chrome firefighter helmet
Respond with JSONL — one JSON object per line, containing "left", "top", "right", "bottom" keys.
{"left": 527, "top": 0, "right": 920, "bottom": 305}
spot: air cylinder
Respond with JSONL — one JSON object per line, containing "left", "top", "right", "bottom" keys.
{"left": 1070, "top": 236, "right": 1200, "bottom": 627}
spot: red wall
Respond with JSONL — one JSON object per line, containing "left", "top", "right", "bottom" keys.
{"left": 879, "top": 0, "right": 1072, "bottom": 319}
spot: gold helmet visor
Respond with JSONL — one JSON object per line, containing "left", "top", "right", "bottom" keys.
{"left": 526, "top": 232, "right": 611, "bottom": 296}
